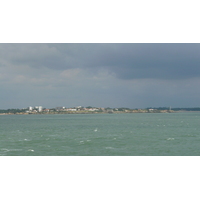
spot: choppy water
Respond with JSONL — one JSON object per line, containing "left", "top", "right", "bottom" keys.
{"left": 0, "top": 112, "right": 200, "bottom": 156}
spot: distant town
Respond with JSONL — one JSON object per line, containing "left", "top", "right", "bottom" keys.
{"left": 1, "top": 105, "right": 200, "bottom": 115}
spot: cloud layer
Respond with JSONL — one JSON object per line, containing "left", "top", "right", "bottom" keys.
{"left": 1, "top": 43, "right": 200, "bottom": 109}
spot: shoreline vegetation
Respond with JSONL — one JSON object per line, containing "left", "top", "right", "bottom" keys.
{"left": 1, "top": 106, "right": 200, "bottom": 115}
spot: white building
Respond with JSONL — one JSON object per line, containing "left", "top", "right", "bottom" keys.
{"left": 28, "top": 106, "right": 33, "bottom": 111}
{"left": 35, "top": 106, "right": 43, "bottom": 112}
{"left": 38, "top": 106, "right": 43, "bottom": 112}
{"left": 66, "top": 108, "right": 77, "bottom": 111}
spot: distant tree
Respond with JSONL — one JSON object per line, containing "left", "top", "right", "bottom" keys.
{"left": 86, "top": 106, "right": 93, "bottom": 108}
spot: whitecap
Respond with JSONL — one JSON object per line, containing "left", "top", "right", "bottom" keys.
{"left": 94, "top": 128, "right": 98, "bottom": 132}
{"left": 10, "top": 149, "right": 22, "bottom": 151}
{"left": 28, "top": 149, "right": 34, "bottom": 152}
{"left": 167, "top": 138, "right": 175, "bottom": 140}
{"left": 1, "top": 148, "right": 9, "bottom": 152}
{"left": 105, "top": 147, "right": 114, "bottom": 149}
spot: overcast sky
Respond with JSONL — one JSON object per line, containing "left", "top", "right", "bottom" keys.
{"left": 1, "top": 43, "right": 200, "bottom": 109}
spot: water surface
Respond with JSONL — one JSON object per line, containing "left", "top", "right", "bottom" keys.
{"left": 0, "top": 113, "right": 200, "bottom": 156}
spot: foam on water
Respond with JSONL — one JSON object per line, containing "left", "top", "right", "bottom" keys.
{"left": 1, "top": 148, "right": 9, "bottom": 152}
{"left": 105, "top": 147, "right": 114, "bottom": 149}
{"left": 10, "top": 149, "right": 23, "bottom": 151}
{"left": 28, "top": 149, "right": 34, "bottom": 152}
{"left": 167, "top": 138, "right": 175, "bottom": 140}
{"left": 18, "top": 138, "right": 31, "bottom": 142}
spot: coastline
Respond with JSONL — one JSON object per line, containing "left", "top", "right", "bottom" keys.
{"left": 0, "top": 110, "right": 174, "bottom": 115}
{"left": 3, "top": 108, "right": 200, "bottom": 115}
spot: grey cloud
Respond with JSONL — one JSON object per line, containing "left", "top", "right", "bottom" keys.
{"left": 1, "top": 43, "right": 200, "bottom": 109}
{"left": 2, "top": 43, "right": 200, "bottom": 80}
{"left": 87, "top": 43, "right": 200, "bottom": 80}
{"left": 36, "top": 43, "right": 200, "bottom": 80}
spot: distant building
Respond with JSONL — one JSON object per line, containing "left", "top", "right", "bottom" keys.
{"left": 28, "top": 106, "right": 33, "bottom": 111}
{"left": 88, "top": 108, "right": 99, "bottom": 111}
{"left": 66, "top": 108, "right": 77, "bottom": 111}
{"left": 38, "top": 106, "right": 43, "bottom": 112}
{"left": 35, "top": 106, "right": 43, "bottom": 112}
{"left": 56, "top": 107, "right": 65, "bottom": 111}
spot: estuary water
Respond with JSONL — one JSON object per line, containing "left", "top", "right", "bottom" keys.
{"left": 0, "top": 112, "right": 200, "bottom": 156}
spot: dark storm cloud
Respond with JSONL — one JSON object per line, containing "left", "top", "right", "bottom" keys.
{"left": 1, "top": 43, "right": 200, "bottom": 109}
{"left": 2, "top": 43, "right": 200, "bottom": 80}
{"left": 81, "top": 43, "right": 200, "bottom": 80}
{"left": 53, "top": 43, "right": 200, "bottom": 78}
{"left": 112, "top": 43, "right": 200, "bottom": 80}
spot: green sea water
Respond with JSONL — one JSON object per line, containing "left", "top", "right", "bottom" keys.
{"left": 0, "top": 112, "right": 200, "bottom": 156}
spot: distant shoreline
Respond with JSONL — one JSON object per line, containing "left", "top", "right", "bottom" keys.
{"left": 2, "top": 109, "right": 200, "bottom": 116}
{"left": 0, "top": 111, "right": 176, "bottom": 115}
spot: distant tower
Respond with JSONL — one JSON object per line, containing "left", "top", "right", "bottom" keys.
{"left": 28, "top": 106, "right": 33, "bottom": 111}
{"left": 38, "top": 106, "right": 43, "bottom": 112}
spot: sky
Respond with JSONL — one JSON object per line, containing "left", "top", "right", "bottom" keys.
{"left": 1, "top": 43, "right": 200, "bottom": 109}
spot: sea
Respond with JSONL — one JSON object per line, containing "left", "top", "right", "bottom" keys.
{"left": 0, "top": 112, "right": 200, "bottom": 156}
